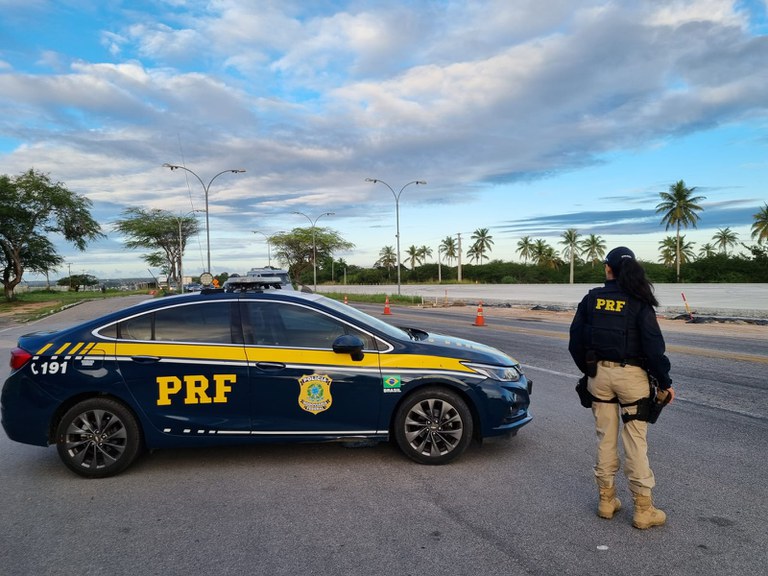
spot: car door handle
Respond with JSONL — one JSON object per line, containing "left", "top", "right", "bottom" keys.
{"left": 255, "top": 362, "right": 286, "bottom": 371}
{"left": 131, "top": 355, "right": 161, "bottom": 363}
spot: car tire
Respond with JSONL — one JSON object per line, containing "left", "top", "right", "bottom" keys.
{"left": 55, "top": 398, "right": 142, "bottom": 478}
{"left": 394, "top": 387, "right": 473, "bottom": 465}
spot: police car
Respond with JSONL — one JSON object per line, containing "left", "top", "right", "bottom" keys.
{"left": 224, "top": 267, "right": 295, "bottom": 291}
{"left": 1, "top": 286, "right": 532, "bottom": 478}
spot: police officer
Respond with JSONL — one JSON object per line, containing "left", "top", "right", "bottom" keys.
{"left": 568, "top": 246, "right": 674, "bottom": 529}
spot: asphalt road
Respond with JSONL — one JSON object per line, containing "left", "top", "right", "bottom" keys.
{"left": 1, "top": 296, "right": 766, "bottom": 576}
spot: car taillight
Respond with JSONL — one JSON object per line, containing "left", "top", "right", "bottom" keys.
{"left": 10, "top": 347, "right": 33, "bottom": 371}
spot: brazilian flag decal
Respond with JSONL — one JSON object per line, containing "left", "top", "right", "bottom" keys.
{"left": 383, "top": 375, "right": 401, "bottom": 393}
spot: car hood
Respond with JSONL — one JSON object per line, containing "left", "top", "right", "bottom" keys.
{"left": 401, "top": 329, "right": 518, "bottom": 366}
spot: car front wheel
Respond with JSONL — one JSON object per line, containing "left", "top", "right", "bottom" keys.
{"left": 55, "top": 398, "right": 142, "bottom": 478}
{"left": 394, "top": 387, "right": 473, "bottom": 465}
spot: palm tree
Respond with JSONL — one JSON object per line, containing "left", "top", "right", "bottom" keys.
{"left": 698, "top": 243, "right": 717, "bottom": 259}
{"left": 516, "top": 236, "right": 534, "bottom": 264}
{"left": 531, "top": 239, "right": 560, "bottom": 268}
{"left": 439, "top": 236, "right": 457, "bottom": 266}
{"left": 417, "top": 245, "right": 433, "bottom": 263}
{"left": 659, "top": 235, "right": 695, "bottom": 267}
{"left": 559, "top": 228, "right": 581, "bottom": 284}
{"left": 466, "top": 244, "right": 481, "bottom": 264}
{"left": 470, "top": 228, "right": 494, "bottom": 264}
{"left": 658, "top": 237, "right": 677, "bottom": 267}
{"left": 655, "top": 180, "right": 706, "bottom": 281}
{"left": 712, "top": 227, "right": 739, "bottom": 255}
{"left": 404, "top": 245, "right": 422, "bottom": 270}
{"left": 580, "top": 234, "right": 607, "bottom": 268}
{"left": 751, "top": 203, "right": 768, "bottom": 244}
{"left": 541, "top": 246, "right": 561, "bottom": 270}
{"left": 375, "top": 246, "right": 397, "bottom": 278}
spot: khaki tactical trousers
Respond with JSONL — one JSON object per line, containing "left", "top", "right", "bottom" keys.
{"left": 588, "top": 362, "right": 655, "bottom": 496}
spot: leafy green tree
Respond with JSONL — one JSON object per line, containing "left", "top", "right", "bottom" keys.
{"left": 439, "top": 236, "right": 457, "bottom": 266}
{"left": 580, "top": 234, "right": 606, "bottom": 268}
{"left": 270, "top": 227, "right": 353, "bottom": 285}
{"left": 656, "top": 180, "right": 705, "bottom": 282}
{"left": 559, "top": 228, "right": 581, "bottom": 284}
{"left": 712, "top": 227, "right": 739, "bottom": 255}
{"left": 57, "top": 273, "right": 99, "bottom": 292}
{"left": 516, "top": 236, "right": 534, "bottom": 264}
{"left": 751, "top": 203, "right": 768, "bottom": 244}
{"left": 0, "top": 169, "right": 104, "bottom": 301}
{"left": 114, "top": 208, "right": 200, "bottom": 289}
{"left": 470, "top": 228, "right": 494, "bottom": 264}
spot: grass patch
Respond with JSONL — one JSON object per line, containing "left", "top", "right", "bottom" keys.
{"left": 321, "top": 292, "right": 422, "bottom": 305}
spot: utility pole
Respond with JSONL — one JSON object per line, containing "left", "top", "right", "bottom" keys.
{"left": 457, "top": 233, "right": 463, "bottom": 282}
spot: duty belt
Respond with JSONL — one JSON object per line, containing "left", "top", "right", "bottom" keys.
{"left": 599, "top": 359, "right": 644, "bottom": 368}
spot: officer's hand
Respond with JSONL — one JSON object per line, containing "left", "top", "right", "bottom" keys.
{"left": 656, "top": 387, "right": 675, "bottom": 405}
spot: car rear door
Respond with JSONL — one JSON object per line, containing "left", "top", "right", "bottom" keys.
{"left": 115, "top": 300, "right": 251, "bottom": 437}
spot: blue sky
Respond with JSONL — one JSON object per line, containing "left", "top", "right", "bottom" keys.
{"left": 1, "top": 0, "right": 767, "bottom": 280}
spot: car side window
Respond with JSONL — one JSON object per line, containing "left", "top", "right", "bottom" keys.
{"left": 243, "top": 302, "right": 377, "bottom": 350}
{"left": 117, "top": 302, "right": 234, "bottom": 343}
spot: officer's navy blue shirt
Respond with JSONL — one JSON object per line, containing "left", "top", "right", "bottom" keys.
{"left": 569, "top": 279, "right": 672, "bottom": 389}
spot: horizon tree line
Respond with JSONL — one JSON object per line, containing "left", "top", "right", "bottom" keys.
{"left": 373, "top": 182, "right": 768, "bottom": 284}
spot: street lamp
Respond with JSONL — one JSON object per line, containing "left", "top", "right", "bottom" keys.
{"left": 292, "top": 211, "right": 335, "bottom": 292}
{"left": 163, "top": 163, "right": 245, "bottom": 279}
{"left": 365, "top": 178, "right": 427, "bottom": 295}
{"left": 252, "top": 230, "right": 284, "bottom": 268}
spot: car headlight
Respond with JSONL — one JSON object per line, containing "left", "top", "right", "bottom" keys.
{"left": 462, "top": 362, "right": 522, "bottom": 382}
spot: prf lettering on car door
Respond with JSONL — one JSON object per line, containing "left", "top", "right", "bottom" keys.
{"left": 156, "top": 374, "right": 236, "bottom": 405}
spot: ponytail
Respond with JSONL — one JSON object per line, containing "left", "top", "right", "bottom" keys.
{"left": 618, "top": 259, "right": 659, "bottom": 307}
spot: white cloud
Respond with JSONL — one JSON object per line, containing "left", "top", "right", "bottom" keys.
{"left": 1, "top": 0, "right": 767, "bottom": 277}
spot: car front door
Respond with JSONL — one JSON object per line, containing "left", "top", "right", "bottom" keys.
{"left": 241, "top": 301, "right": 383, "bottom": 436}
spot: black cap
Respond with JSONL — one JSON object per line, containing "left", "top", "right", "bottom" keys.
{"left": 604, "top": 246, "right": 635, "bottom": 273}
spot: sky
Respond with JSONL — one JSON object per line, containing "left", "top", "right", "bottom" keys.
{"left": 1, "top": 0, "right": 767, "bottom": 281}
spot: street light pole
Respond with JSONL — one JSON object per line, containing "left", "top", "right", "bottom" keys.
{"left": 292, "top": 211, "right": 335, "bottom": 292}
{"left": 252, "top": 230, "right": 284, "bottom": 267}
{"left": 163, "top": 164, "right": 245, "bottom": 279}
{"left": 365, "top": 178, "right": 427, "bottom": 295}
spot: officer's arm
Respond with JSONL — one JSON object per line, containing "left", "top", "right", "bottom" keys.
{"left": 568, "top": 299, "right": 589, "bottom": 374}
{"left": 639, "top": 305, "right": 672, "bottom": 389}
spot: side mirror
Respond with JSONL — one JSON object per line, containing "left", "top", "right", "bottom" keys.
{"left": 332, "top": 334, "right": 365, "bottom": 361}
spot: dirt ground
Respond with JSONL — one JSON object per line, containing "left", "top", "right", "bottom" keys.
{"left": 0, "top": 301, "right": 56, "bottom": 326}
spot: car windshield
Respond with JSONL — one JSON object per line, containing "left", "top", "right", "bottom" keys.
{"left": 318, "top": 297, "right": 411, "bottom": 341}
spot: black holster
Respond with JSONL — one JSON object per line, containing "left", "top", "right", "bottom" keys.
{"left": 621, "top": 376, "right": 667, "bottom": 424}
{"left": 575, "top": 375, "right": 592, "bottom": 408}
{"left": 575, "top": 374, "right": 619, "bottom": 409}
{"left": 585, "top": 350, "right": 598, "bottom": 378}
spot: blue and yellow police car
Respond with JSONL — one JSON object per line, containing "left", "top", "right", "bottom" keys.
{"left": 1, "top": 286, "right": 532, "bottom": 477}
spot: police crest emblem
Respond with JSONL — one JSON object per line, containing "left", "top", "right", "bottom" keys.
{"left": 297, "top": 374, "right": 333, "bottom": 414}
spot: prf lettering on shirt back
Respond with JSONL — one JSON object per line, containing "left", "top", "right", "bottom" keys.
{"left": 156, "top": 374, "right": 236, "bottom": 405}
{"left": 594, "top": 298, "right": 626, "bottom": 312}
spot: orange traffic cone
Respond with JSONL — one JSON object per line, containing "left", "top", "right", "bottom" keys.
{"left": 383, "top": 296, "right": 392, "bottom": 315}
{"left": 344, "top": 295, "right": 348, "bottom": 305}
{"left": 473, "top": 302, "right": 485, "bottom": 326}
